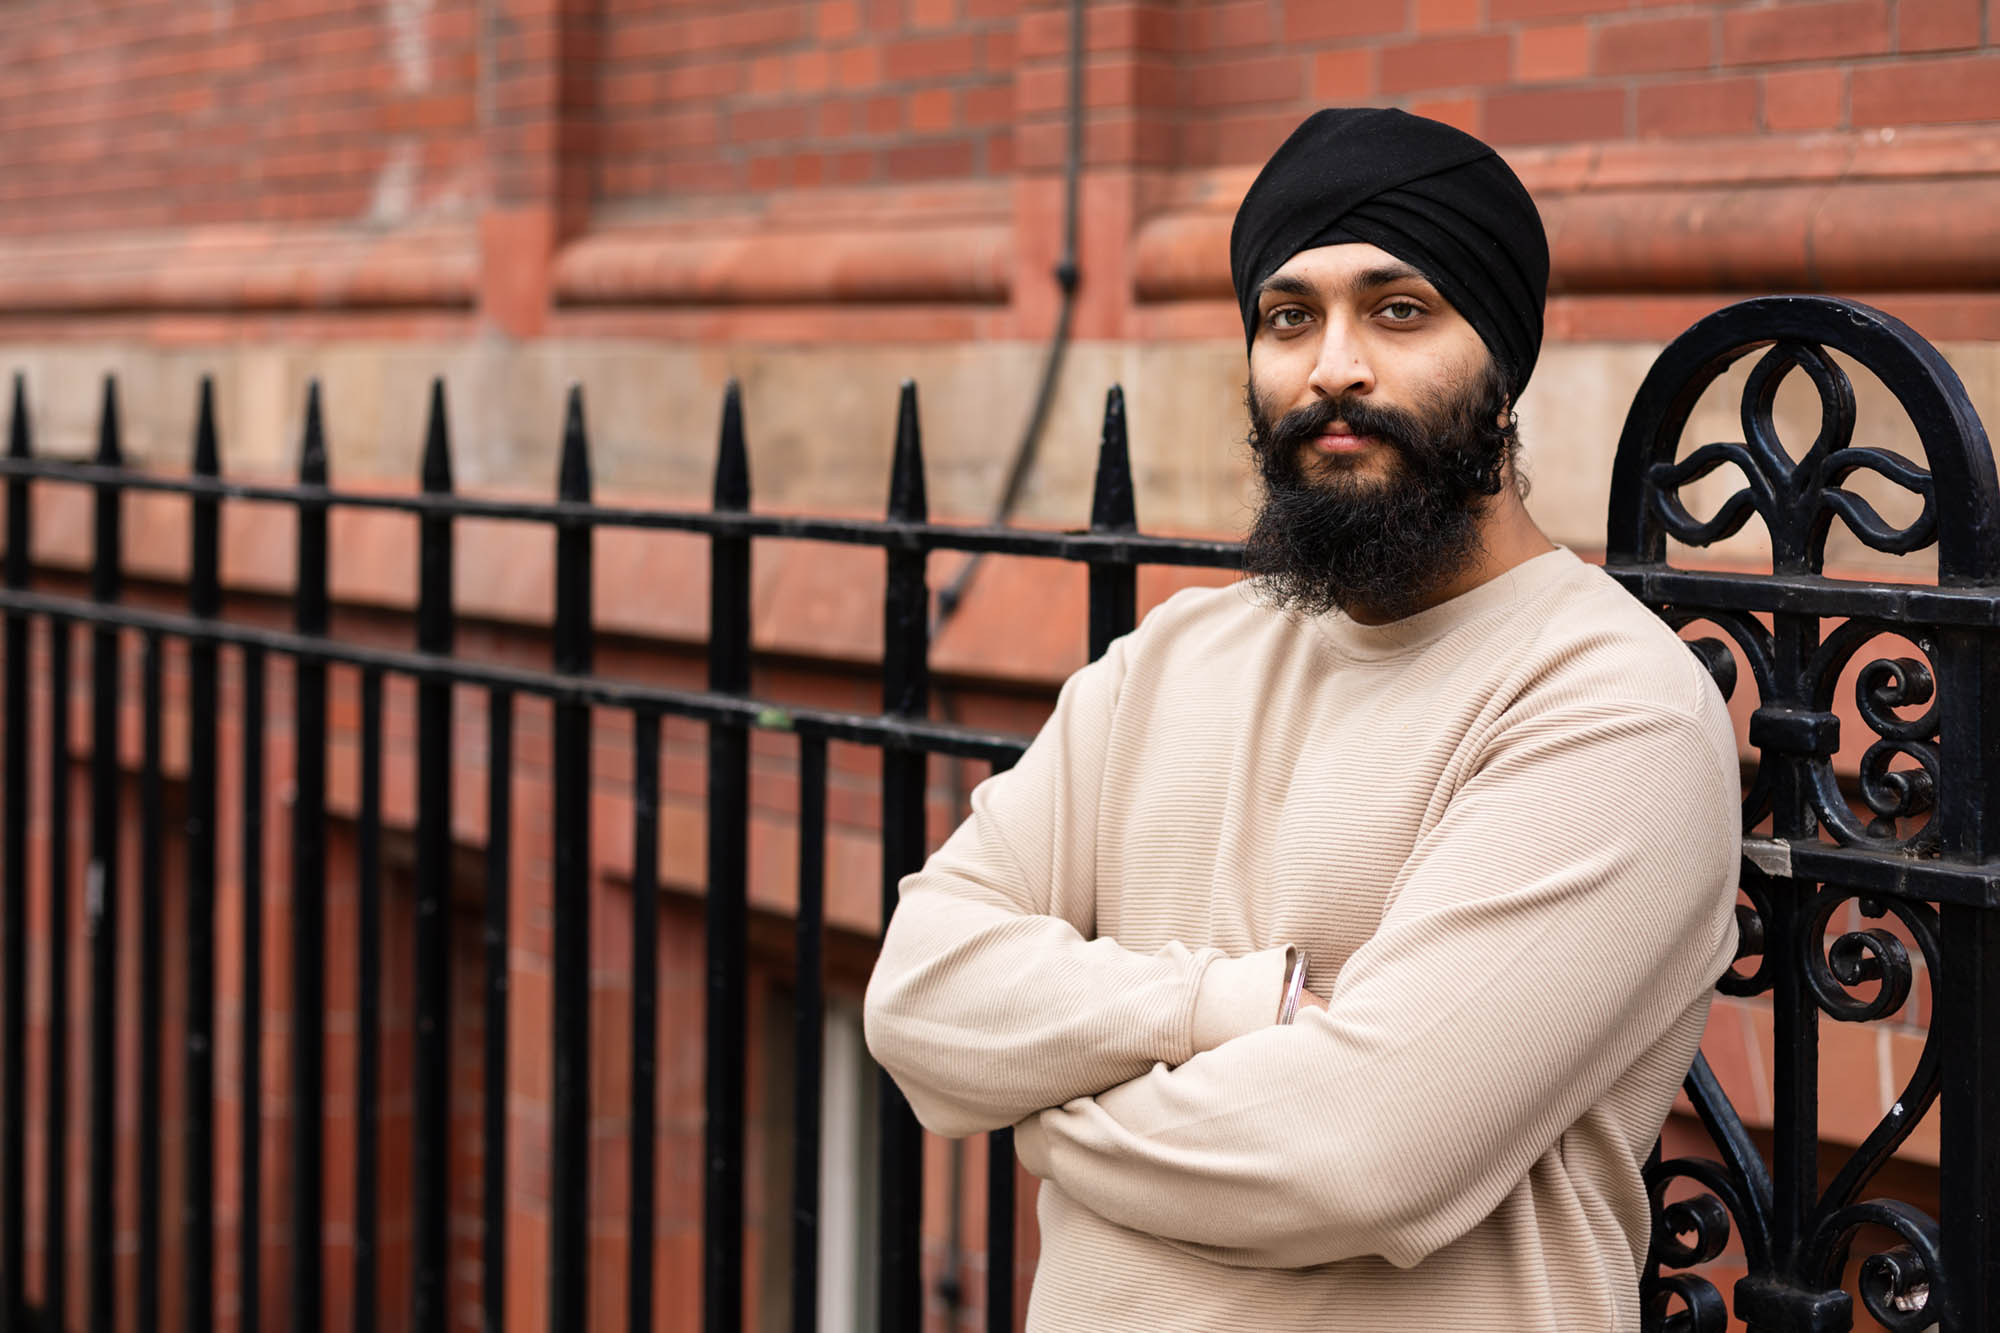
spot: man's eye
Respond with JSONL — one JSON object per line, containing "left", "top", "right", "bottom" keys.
{"left": 1380, "top": 300, "right": 1424, "bottom": 322}
{"left": 1267, "top": 307, "right": 1310, "bottom": 330}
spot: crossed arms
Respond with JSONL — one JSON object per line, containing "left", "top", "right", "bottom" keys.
{"left": 863, "top": 627, "right": 1741, "bottom": 1269}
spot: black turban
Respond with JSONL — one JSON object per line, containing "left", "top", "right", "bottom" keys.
{"left": 1229, "top": 108, "right": 1550, "bottom": 398}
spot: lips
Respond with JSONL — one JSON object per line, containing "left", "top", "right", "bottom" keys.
{"left": 1313, "top": 425, "right": 1374, "bottom": 454}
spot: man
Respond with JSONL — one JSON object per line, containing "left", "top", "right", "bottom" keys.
{"left": 864, "top": 108, "right": 1740, "bottom": 1331}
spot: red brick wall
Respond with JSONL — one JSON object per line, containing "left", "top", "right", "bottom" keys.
{"left": 596, "top": 0, "right": 1020, "bottom": 196}
{"left": 5, "top": 0, "right": 1997, "bottom": 339}
{"left": 0, "top": 0, "right": 483, "bottom": 236}
{"left": 579, "top": 0, "right": 2000, "bottom": 190}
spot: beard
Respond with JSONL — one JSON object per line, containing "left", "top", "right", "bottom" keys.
{"left": 1241, "top": 359, "right": 1515, "bottom": 622}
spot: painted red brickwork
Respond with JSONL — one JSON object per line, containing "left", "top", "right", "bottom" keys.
{"left": 577, "top": 0, "right": 1999, "bottom": 181}
{"left": 0, "top": 0, "right": 483, "bottom": 236}
{"left": 4, "top": 0, "right": 1999, "bottom": 341}
{"left": 596, "top": 0, "right": 1017, "bottom": 198}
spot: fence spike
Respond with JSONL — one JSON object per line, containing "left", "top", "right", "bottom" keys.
{"left": 189, "top": 379, "right": 221, "bottom": 619}
{"left": 713, "top": 379, "right": 750, "bottom": 511}
{"left": 7, "top": 374, "right": 27, "bottom": 460}
{"left": 421, "top": 377, "right": 452, "bottom": 492}
{"left": 191, "top": 377, "right": 219, "bottom": 477}
{"left": 1091, "top": 384, "right": 1137, "bottom": 534}
{"left": 298, "top": 380, "right": 326, "bottom": 483}
{"left": 5, "top": 376, "right": 27, "bottom": 590}
{"left": 886, "top": 379, "right": 927, "bottom": 523}
{"left": 1086, "top": 384, "right": 1139, "bottom": 659}
{"left": 295, "top": 380, "right": 329, "bottom": 633}
{"left": 7, "top": 375, "right": 29, "bottom": 586}
{"left": 96, "top": 376, "right": 122, "bottom": 465}
{"left": 558, "top": 384, "right": 590, "bottom": 502}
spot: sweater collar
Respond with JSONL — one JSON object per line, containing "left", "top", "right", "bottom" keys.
{"left": 1305, "top": 546, "right": 1581, "bottom": 661}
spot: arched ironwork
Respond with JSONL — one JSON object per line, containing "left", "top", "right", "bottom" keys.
{"left": 1609, "top": 296, "right": 2000, "bottom": 1332}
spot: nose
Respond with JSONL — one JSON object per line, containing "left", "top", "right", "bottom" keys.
{"left": 1306, "top": 315, "right": 1374, "bottom": 400}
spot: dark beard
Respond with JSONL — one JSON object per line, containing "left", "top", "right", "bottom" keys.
{"left": 1241, "top": 362, "right": 1513, "bottom": 622}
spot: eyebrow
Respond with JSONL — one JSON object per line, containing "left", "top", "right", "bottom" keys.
{"left": 1257, "top": 261, "right": 1437, "bottom": 304}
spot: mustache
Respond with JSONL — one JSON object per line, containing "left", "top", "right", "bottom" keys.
{"left": 1251, "top": 393, "right": 1432, "bottom": 461}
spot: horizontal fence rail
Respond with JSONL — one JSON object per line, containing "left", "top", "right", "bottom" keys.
{"left": 0, "top": 294, "right": 1993, "bottom": 1333}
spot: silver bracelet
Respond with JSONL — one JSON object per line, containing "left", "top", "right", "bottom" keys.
{"left": 1278, "top": 948, "right": 1309, "bottom": 1024}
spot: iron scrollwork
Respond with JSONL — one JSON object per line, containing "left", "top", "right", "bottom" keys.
{"left": 1801, "top": 621, "right": 1942, "bottom": 855}
{"left": 1667, "top": 609, "right": 1776, "bottom": 834}
{"left": 1799, "top": 888, "right": 1944, "bottom": 1328}
{"left": 1612, "top": 297, "right": 1998, "bottom": 1332}
{"left": 1641, "top": 340, "right": 1937, "bottom": 574}
{"left": 1643, "top": 1052, "right": 1775, "bottom": 1333}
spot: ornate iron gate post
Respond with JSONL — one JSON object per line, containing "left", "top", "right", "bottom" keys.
{"left": 1607, "top": 295, "right": 2000, "bottom": 1332}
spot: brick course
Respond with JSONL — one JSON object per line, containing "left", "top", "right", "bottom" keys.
{"left": 0, "top": 0, "right": 482, "bottom": 236}
{"left": 6, "top": 0, "right": 1996, "bottom": 230}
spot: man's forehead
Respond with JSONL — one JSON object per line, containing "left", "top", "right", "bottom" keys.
{"left": 1258, "top": 243, "right": 1443, "bottom": 300}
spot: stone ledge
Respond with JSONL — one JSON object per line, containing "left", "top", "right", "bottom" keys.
{"left": 0, "top": 223, "right": 479, "bottom": 313}
{"left": 551, "top": 220, "right": 1014, "bottom": 308}
{"left": 1133, "top": 126, "right": 2000, "bottom": 302}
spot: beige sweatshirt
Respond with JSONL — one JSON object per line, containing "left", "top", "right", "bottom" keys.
{"left": 864, "top": 549, "right": 1741, "bottom": 1332}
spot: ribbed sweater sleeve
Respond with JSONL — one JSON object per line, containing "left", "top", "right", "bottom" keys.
{"left": 863, "top": 616, "right": 1293, "bottom": 1138}
{"left": 1010, "top": 700, "right": 1740, "bottom": 1270}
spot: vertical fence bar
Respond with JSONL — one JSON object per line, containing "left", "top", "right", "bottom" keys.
{"left": 1938, "top": 901, "right": 2000, "bottom": 1331}
{"left": 704, "top": 382, "right": 752, "bottom": 1333}
{"left": 238, "top": 642, "right": 266, "bottom": 1333}
{"left": 86, "top": 376, "right": 123, "bottom": 1333}
{"left": 1, "top": 374, "right": 30, "bottom": 1331}
{"left": 628, "top": 709, "right": 660, "bottom": 1333}
{"left": 353, "top": 668, "right": 383, "bottom": 1333}
{"left": 1768, "top": 614, "right": 1821, "bottom": 1316}
{"left": 41, "top": 616, "right": 70, "bottom": 1332}
{"left": 984, "top": 1133, "right": 1014, "bottom": 1333}
{"left": 1937, "top": 624, "right": 2000, "bottom": 1330}
{"left": 136, "top": 631, "right": 165, "bottom": 1330}
{"left": 184, "top": 375, "right": 222, "bottom": 1333}
{"left": 547, "top": 387, "right": 593, "bottom": 1333}
{"left": 481, "top": 688, "right": 511, "bottom": 1333}
{"left": 290, "top": 383, "right": 330, "bottom": 1333}
{"left": 412, "top": 380, "right": 455, "bottom": 1333}
{"left": 981, "top": 386, "right": 1138, "bottom": 1330}
{"left": 877, "top": 381, "right": 930, "bottom": 1333}
{"left": 790, "top": 734, "right": 827, "bottom": 1333}
{"left": 1087, "top": 387, "right": 1138, "bottom": 662}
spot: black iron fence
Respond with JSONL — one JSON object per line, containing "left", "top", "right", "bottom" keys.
{"left": 0, "top": 368, "right": 1235, "bottom": 1333}
{"left": 0, "top": 291, "right": 1993, "bottom": 1333}
{"left": 1611, "top": 297, "right": 2000, "bottom": 1332}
